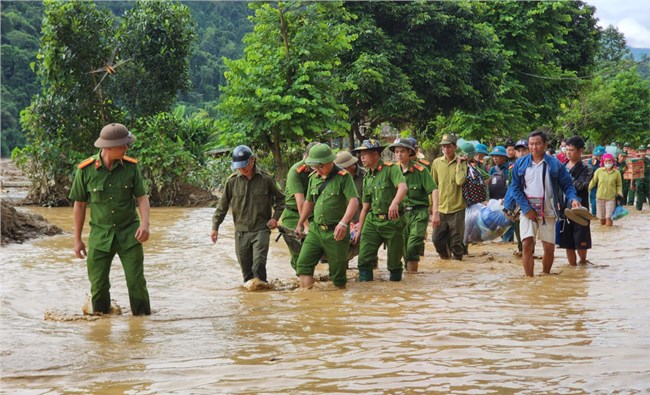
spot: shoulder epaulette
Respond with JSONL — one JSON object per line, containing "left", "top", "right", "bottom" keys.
{"left": 77, "top": 157, "right": 95, "bottom": 169}
{"left": 297, "top": 164, "right": 309, "bottom": 173}
{"left": 414, "top": 163, "right": 425, "bottom": 172}
{"left": 419, "top": 159, "right": 430, "bottom": 166}
{"left": 337, "top": 169, "right": 348, "bottom": 176}
{"left": 383, "top": 161, "right": 394, "bottom": 166}
{"left": 123, "top": 155, "right": 138, "bottom": 164}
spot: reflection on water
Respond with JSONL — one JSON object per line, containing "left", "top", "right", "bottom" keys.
{"left": 1, "top": 206, "right": 649, "bottom": 393}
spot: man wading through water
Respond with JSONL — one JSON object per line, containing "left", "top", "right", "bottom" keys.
{"left": 70, "top": 123, "right": 151, "bottom": 315}
{"left": 509, "top": 130, "right": 581, "bottom": 277}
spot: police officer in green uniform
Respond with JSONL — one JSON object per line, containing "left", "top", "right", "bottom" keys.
{"left": 335, "top": 150, "right": 366, "bottom": 262}
{"left": 281, "top": 142, "right": 319, "bottom": 272}
{"left": 70, "top": 123, "right": 151, "bottom": 316}
{"left": 352, "top": 139, "right": 408, "bottom": 282}
{"left": 390, "top": 138, "right": 438, "bottom": 274}
{"left": 294, "top": 144, "right": 359, "bottom": 288}
{"left": 630, "top": 145, "right": 650, "bottom": 210}
{"left": 211, "top": 145, "right": 285, "bottom": 283}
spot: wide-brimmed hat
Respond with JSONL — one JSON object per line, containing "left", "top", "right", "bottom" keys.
{"left": 305, "top": 143, "right": 336, "bottom": 166}
{"left": 335, "top": 150, "right": 358, "bottom": 168}
{"left": 475, "top": 143, "right": 489, "bottom": 155}
{"left": 389, "top": 137, "right": 416, "bottom": 155}
{"left": 440, "top": 134, "right": 458, "bottom": 145}
{"left": 460, "top": 142, "right": 476, "bottom": 157}
{"left": 94, "top": 123, "right": 136, "bottom": 148}
{"left": 352, "top": 139, "right": 385, "bottom": 153}
{"left": 564, "top": 206, "right": 598, "bottom": 226}
{"left": 593, "top": 146, "right": 606, "bottom": 156}
{"left": 489, "top": 146, "right": 508, "bottom": 157}
{"left": 638, "top": 145, "right": 647, "bottom": 151}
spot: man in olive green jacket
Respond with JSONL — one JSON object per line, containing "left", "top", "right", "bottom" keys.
{"left": 211, "top": 145, "right": 285, "bottom": 283}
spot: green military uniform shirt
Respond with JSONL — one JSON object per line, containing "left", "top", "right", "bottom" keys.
{"left": 402, "top": 160, "right": 437, "bottom": 207}
{"left": 212, "top": 165, "right": 285, "bottom": 232}
{"left": 362, "top": 162, "right": 406, "bottom": 215}
{"left": 285, "top": 159, "right": 311, "bottom": 211}
{"left": 430, "top": 155, "right": 468, "bottom": 214}
{"left": 307, "top": 167, "right": 359, "bottom": 225}
{"left": 68, "top": 152, "right": 147, "bottom": 252}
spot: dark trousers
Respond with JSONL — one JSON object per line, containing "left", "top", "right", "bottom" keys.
{"left": 235, "top": 229, "right": 271, "bottom": 282}
{"left": 87, "top": 239, "right": 151, "bottom": 315}
{"left": 432, "top": 210, "right": 465, "bottom": 259}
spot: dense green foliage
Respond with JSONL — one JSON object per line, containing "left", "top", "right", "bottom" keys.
{"left": 13, "top": 0, "right": 198, "bottom": 205}
{"left": 4, "top": 1, "right": 649, "bottom": 205}
{"left": 216, "top": 1, "right": 356, "bottom": 181}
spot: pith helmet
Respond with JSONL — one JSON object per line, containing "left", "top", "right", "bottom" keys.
{"left": 305, "top": 143, "right": 336, "bottom": 166}
{"left": 335, "top": 151, "right": 358, "bottom": 168}
{"left": 389, "top": 138, "right": 416, "bottom": 155}
{"left": 94, "top": 123, "right": 136, "bottom": 148}
{"left": 352, "top": 139, "right": 385, "bottom": 153}
{"left": 460, "top": 142, "right": 476, "bottom": 157}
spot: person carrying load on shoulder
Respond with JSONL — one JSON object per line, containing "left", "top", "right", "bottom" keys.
{"left": 430, "top": 134, "right": 468, "bottom": 261}
{"left": 390, "top": 138, "right": 438, "bottom": 274}
{"left": 352, "top": 139, "right": 407, "bottom": 282}
{"left": 294, "top": 144, "right": 359, "bottom": 289}
{"left": 69, "top": 123, "right": 151, "bottom": 316}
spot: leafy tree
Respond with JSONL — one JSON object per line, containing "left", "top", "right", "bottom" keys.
{"left": 15, "top": 0, "right": 195, "bottom": 205}
{"left": 1, "top": 1, "right": 43, "bottom": 156}
{"left": 343, "top": 1, "right": 505, "bottom": 144}
{"left": 216, "top": 1, "right": 356, "bottom": 181}
{"left": 596, "top": 25, "right": 632, "bottom": 65}
{"left": 557, "top": 70, "right": 650, "bottom": 145}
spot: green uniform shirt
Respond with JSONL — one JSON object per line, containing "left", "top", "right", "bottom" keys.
{"left": 401, "top": 160, "right": 437, "bottom": 207}
{"left": 306, "top": 167, "right": 359, "bottom": 225}
{"left": 68, "top": 152, "right": 147, "bottom": 252}
{"left": 212, "top": 166, "right": 285, "bottom": 232}
{"left": 362, "top": 162, "right": 406, "bottom": 215}
{"left": 430, "top": 155, "right": 468, "bottom": 214}
{"left": 284, "top": 159, "right": 311, "bottom": 211}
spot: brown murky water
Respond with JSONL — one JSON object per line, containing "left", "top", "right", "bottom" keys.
{"left": 1, "top": 206, "right": 649, "bottom": 394}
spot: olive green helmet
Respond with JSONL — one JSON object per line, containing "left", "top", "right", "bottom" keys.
{"left": 305, "top": 143, "right": 336, "bottom": 166}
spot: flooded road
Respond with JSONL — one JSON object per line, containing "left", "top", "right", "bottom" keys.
{"left": 1, "top": 206, "right": 649, "bottom": 394}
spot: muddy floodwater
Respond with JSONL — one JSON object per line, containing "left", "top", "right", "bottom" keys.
{"left": 1, "top": 206, "right": 650, "bottom": 394}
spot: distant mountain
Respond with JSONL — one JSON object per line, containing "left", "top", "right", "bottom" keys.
{"left": 629, "top": 47, "right": 650, "bottom": 60}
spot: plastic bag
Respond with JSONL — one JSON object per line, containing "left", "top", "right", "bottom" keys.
{"left": 611, "top": 205, "right": 629, "bottom": 220}
{"left": 465, "top": 200, "right": 513, "bottom": 243}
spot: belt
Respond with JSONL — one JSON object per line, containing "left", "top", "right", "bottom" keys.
{"left": 404, "top": 205, "right": 428, "bottom": 211}
{"left": 317, "top": 223, "right": 339, "bottom": 231}
{"left": 372, "top": 212, "right": 389, "bottom": 220}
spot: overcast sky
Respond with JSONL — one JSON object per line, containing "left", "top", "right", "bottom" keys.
{"left": 588, "top": 0, "right": 650, "bottom": 48}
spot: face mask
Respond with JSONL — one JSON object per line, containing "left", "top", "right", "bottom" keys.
{"left": 604, "top": 163, "right": 613, "bottom": 169}
{"left": 561, "top": 147, "right": 566, "bottom": 153}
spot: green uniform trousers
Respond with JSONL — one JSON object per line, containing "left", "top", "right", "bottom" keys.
{"left": 296, "top": 225, "right": 349, "bottom": 287}
{"left": 235, "top": 229, "right": 271, "bottom": 282}
{"left": 432, "top": 209, "right": 466, "bottom": 260}
{"left": 358, "top": 214, "right": 404, "bottom": 281}
{"left": 633, "top": 179, "right": 648, "bottom": 210}
{"left": 403, "top": 209, "right": 429, "bottom": 263}
{"left": 87, "top": 238, "right": 150, "bottom": 315}
{"left": 280, "top": 209, "right": 301, "bottom": 272}
{"left": 623, "top": 178, "right": 631, "bottom": 205}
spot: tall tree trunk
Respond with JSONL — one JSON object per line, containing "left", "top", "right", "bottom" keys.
{"left": 271, "top": 129, "right": 287, "bottom": 187}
